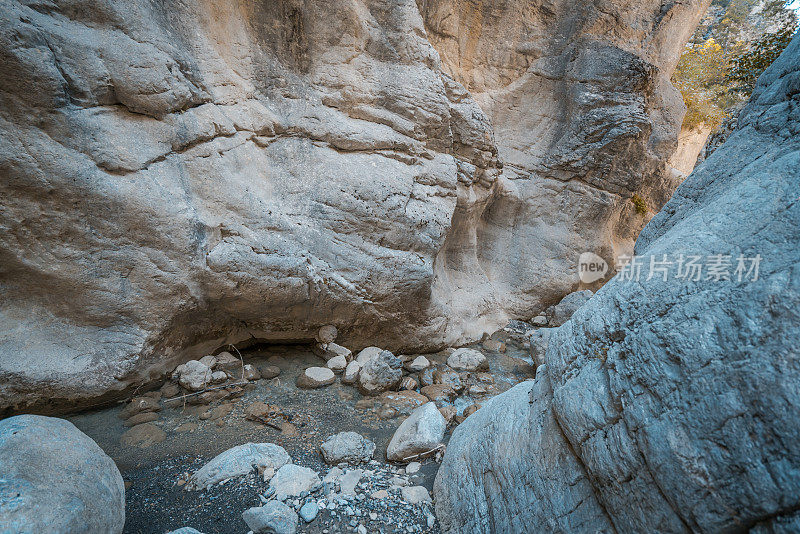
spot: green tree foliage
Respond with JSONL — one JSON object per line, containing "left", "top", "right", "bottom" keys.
{"left": 728, "top": 20, "right": 798, "bottom": 92}
{"left": 671, "top": 0, "right": 798, "bottom": 131}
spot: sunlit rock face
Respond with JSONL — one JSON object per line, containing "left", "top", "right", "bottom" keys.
{"left": 0, "top": 0, "right": 707, "bottom": 412}
{"left": 434, "top": 35, "right": 800, "bottom": 533}
{"left": 421, "top": 0, "right": 710, "bottom": 316}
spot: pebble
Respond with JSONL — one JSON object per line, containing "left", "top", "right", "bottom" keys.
{"left": 299, "top": 502, "right": 319, "bottom": 522}
{"left": 405, "top": 462, "right": 421, "bottom": 475}
{"left": 296, "top": 367, "right": 336, "bottom": 389}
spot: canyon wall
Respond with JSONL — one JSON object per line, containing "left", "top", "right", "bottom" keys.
{"left": 434, "top": 33, "right": 800, "bottom": 533}
{"left": 0, "top": 0, "right": 707, "bottom": 412}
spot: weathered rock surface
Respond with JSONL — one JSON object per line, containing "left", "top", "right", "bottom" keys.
{"left": 0, "top": 415, "right": 125, "bottom": 533}
{"left": 270, "top": 464, "right": 322, "bottom": 501}
{"left": 357, "top": 350, "right": 403, "bottom": 396}
{"left": 296, "top": 367, "right": 335, "bottom": 389}
{"left": 434, "top": 36, "right": 800, "bottom": 533}
{"left": 546, "top": 290, "right": 593, "bottom": 326}
{"left": 319, "top": 431, "right": 376, "bottom": 465}
{"left": 178, "top": 360, "right": 213, "bottom": 391}
{"left": 0, "top": 0, "right": 708, "bottom": 413}
{"left": 387, "top": 402, "right": 446, "bottom": 462}
{"left": 446, "top": 348, "right": 487, "bottom": 371}
{"left": 188, "top": 442, "right": 290, "bottom": 490}
{"left": 242, "top": 501, "right": 297, "bottom": 534}
{"left": 421, "top": 0, "right": 710, "bottom": 324}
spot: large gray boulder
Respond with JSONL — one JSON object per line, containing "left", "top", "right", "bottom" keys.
{"left": 0, "top": 415, "right": 125, "bottom": 533}
{"left": 0, "top": 0, "right": 709, "bottom": 414}
{"left": 434, "top": 35, "right": 800, "bottom": 533}
{"left": 187, "top": 442, "right": 290, "bottom": 490}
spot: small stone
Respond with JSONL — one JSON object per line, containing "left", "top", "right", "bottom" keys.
{"left": 447, "top": 348, "right": 488, "bottom": 371}
{"left": 420, "top": 384, "right": 456, "bottom": 405}
{"left": 199, "top": 355, "right": 217, "bottom": 369}
{"left": 405, "top": 462, "right": 421, "bottom": 474}
{"left": 370, "top": 490, "right": 388, "bottom": 499}
{"left": 439, "top": 405, "right": 456, "bottom": 424}
{"left": 259, "top": 365, "right": 281, "bottom": 379}
{"left": 320, "top": 432, "right": 376, "bottom": 465}
{"left": 482, "top": 339, "right": 506, "bottom": 353}
{"left": 166, "top": 528, "right": 204, "bottom": 534}
{"left": 160, "top": 382, "right": 180, "bottom": 398}
{"left": 215, "top": 351, "right": 240, "bottom": 370}
{"left": 120, "top": 423, "right": 166, "bottom": 448}
{"left": 242, "top": 501, "right": 298, "bottom": 534}
{"left": 178, "top": 360, "right": 213, "bottom": 391}
{"left": 531, "top": 314, "right": 548, "bottom": 326}
{"left": 468, "top": 384, "right": 488, "bottom": 396}
{"left": 475, "top": 372, "right": 494, "bottom": 384}
{"left": 418, "top": 367, "right": 436, "bottom": 387}
{"left": 342, "top": 361, "right": 361, "bottom": 384}
{"left": 357, "top": 350, "right": 402, "bottom": 396}
{"left": 433, "top": 369, "right": 463, "bottom": 392}
{"left": 297, "top": 367, "right": 336, "bottom": 389}
{"left": 124, "top": 412, "right": 159, "bottom": 427}
{"left": 316, "top": 325, "right": 338, "bottom": 344}
{"left": 270, "top": 464, "right": 322, "bottom": 501}
{"left": 357, "top": 524, "right": 367, "bottom": 534}
{"left": 404, "top": 356, "right": 430, "bottom": 372}
{"left": 175, "top": 422, "right": 198, "bottom": 433}
{"left": 338, "top": 469, "right": 363, "bottom": 496}
{"left": 327, "top": 355, "right": 348, "bottom": 373}
{"left": 210, "top": 370, "right": 227, "bottom": 384}
{"left": 299, "top": 502, "right": 319, "bottom": 523}
{"left": 210, "top": 403, "right": 233, "bottom": 420}
{"left": 401, "top": 486, "right": 432, "bottom": 505}
{"left": 243, "top": 364, "right": 261, "bottom": 381}
{"left": 463, "top": 404, "right": 480, "bottom": 417}
{"left": 313, "top": 342, "right": 352, "bottom": 362}
{"left": 399, "top": 376, "right": 418, "bottom": 391}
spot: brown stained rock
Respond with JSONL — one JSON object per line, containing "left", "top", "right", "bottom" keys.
{"left": 259, "top": 365, "right": 281, "bottom": 379}
{"left": 420, "top": 384, "right": 456, "bottom": 406}
{"left": 439, "top": 405, "right": 456, "bottom": 424}
{"left": 175, "top": 422, "right": 198, "bottom": 433}
{"left": 433, "top": 369, "right": 464, "bottom": 393}
{"left": 120, "top": 423, "right": 166, "bottom": 448}
{"left": 399, "top": 376, "right": 419, "bottom": 391}
{"left": 160, "top": 382, "right": 181, "bottom": 398}
{"left": 124, "top": 412, "right": 159, "bottom": 427}
{"left": 119, "top": 397, "right": 161, "bottom": 420}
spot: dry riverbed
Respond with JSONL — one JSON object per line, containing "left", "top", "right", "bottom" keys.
{"left": 68, "top": 329, "right": 535, "bottom": 534}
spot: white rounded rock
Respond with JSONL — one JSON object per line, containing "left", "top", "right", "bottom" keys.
{"left": 342, "top": 361, "right": 361, "bottom": 384}
{"left": 297, "top": 367, "right": 336, "bottom": 389}
{"left": 327, "top": 355, "right": 348, "bottom": 373}
{"left": 179, "top": 360, "right": 212, "bottom": 391}
{"left": 270, "top": 464, "right": 322, "bottom": 501}
{"left": 447, "top": 348, "right": 488, "bottom": 371}
{"left": 405, "top": 356, "right": 430, "bottom": 372}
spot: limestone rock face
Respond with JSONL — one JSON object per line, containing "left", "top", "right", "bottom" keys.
{"left": 0, "top": 0, "right": 708, "bottom": 412}
{"left": 421, "top": 0, "right": 711, "bottom": 319}
{"left": 0, "top": 0, "right": 499, "bottom": 413}
{"left": 434, "top": 36, "right": 800, "bottom": 533}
